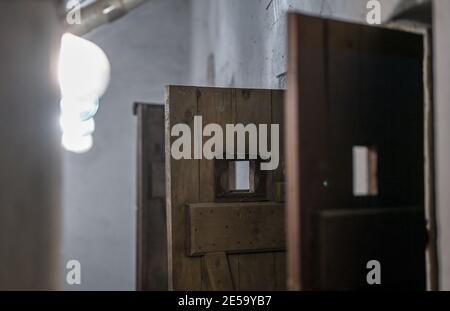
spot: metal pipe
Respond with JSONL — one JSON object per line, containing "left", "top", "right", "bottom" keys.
{"left": 65, "top": 0, "right": 149, "bottom": 36}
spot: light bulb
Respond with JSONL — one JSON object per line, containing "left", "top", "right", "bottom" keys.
{"left": 60, "top": 97, "right": 99, "bottom": 122}
{"left": 62, "top": 133, "right": 93, "bottom": 154}
{"left": 58, "top": 33, "right": 110, "bottom": 153}
{"left": 60, "top": 115, "right": 95, "bottom": 137}
{"left": 58, "top": 33, "right": 111, "bottom": 101}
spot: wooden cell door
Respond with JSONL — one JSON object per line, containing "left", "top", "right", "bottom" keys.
{"left": 135, "top": 103, "right": 167, "bottom": 290}
{"left": 286, "top": 13, "right": 431, "bottom": 290}
{"left": 165, "top": 86, "right": 285, "bottom": 290}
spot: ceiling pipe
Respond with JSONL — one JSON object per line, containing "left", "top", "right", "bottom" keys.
{"left": 64, "top": 0, "right": 149, "bottom": 36}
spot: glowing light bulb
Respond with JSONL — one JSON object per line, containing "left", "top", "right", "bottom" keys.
{"left": 58, "top": 33, "right": 110, "bottom": 101}
{"left": 58, "top": 33, "right": 110, "bottom": 153}
{"left": 60, "top": 115, "right": 95, "bottom": 137}
{"left": 62, "top": 133, "right": 93, "bottom": 154}
{"left": 60, "top": 97, "right": 99, "bottom": 122}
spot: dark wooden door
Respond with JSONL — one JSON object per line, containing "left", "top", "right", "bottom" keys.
{"left": 165, "top": 86, "right": 285, "bottom": 290}
{"left": 135, "top": 103, "right": 167, "bottom": 290}
{"left": 286, "top": 14, "right": 427, "bottom": 290}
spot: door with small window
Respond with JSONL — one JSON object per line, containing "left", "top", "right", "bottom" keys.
{"left": 165, "top": 86, "right": 285, "bottom": 290}
{"left": 285, "top": 13, "right": 430, "bottom": 290}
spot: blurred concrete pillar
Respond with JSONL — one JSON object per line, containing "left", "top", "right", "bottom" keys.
{"left": 434, "top": 0, "right": 450, "bottom": 291}
{"left": 0, "top": 0, "right": 62, "bottom": 290}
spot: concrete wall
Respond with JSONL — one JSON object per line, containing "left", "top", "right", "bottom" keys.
{"left": 190, "top": 0, "right": 419, "bottom": 89}
{"left": 62, "top": 0, "right": 191, "bottom": 290}
{"left": 434, "top": 0, "right": 450, "bottom": 291}
{"left": 0, "top": 0, "right": 61, "bottom": 290}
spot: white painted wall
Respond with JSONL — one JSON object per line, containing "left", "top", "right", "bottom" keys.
{"left": 190, "top": 0, "right": 419, "bottom": 89}
{"left": 62, "top": 0, "right": 191, "bottom": 290}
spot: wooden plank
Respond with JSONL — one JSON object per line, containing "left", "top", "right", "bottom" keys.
{"left": 286, "top": 12, "right": 301, "bottom": 292}
{"left": 205, "top": 252, "right": 234, "bottom": 290}
{"left": 271, "top": 90, "right": 285, "bottom": 185}
{"left": 286, "top": 13, "right": 329, "bottom": 290}
{"left": 235, "top": 89, "right": 271, "bottom": 126}
{"left": 235, "top": 89, "right": 272, "bottom": 197}
{"left": 136, "top": 103, "right": 167, "bottom": 291}
{"left": 274, "top": 252, "right": 286, "bottom": 290}
{"left": 317, "top": 207, "right": 425, "bottom": 290}
{"left": 137, "top": 198, "right": 167, "bottom": 290}
{"left": 187, "top": 202, "right": 285, "bottom": 255}
{"left": 271, "top": 67, "right": 287, "bottom": 293}
{"left": 228, "top": 254, "right": 240, "bottom": 290}
{"left": 270, "top": 90, "right": 285, "bottom": 203}
{"left": 233, "top": 89, "right": 279, "bottom": 290}
{"left": 197, "top": 87, "right": 234, "bottom": 290}
{"left": 359, "top": 25, "right": 424, "bottom": 208}
{"left": 136, "top": 103, "right": 147, "bottom": 291}
{"left": 198, "top": 87, "right": 234, "bottom": 203}
{"left": 151, "top": 161, "right": 165, "bottom": 198}
{"left": 423, "top": 28, "right": 438, "bottom": 290}
{"left": 237, "top": 253, "right": 275, "bottom": 291}
{"left": 200, "top": 257, "right": 211, "bottom": 291}
{"left": 326, "top": 19, "right": 361, "bottom": 208}
{"left": 165, "top": 86, "right": 202, "bottom": 290}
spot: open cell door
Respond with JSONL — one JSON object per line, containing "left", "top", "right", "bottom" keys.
{"left": 165, "top": 86, "right": 285, "bottom": 290}
{"left": 286, "top": 13, "right": 430, "bottom": 290}
{"left": 135, "top": 103, "right": 167, "bottom": 291}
